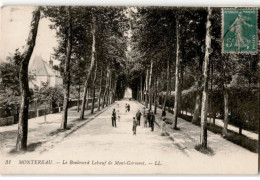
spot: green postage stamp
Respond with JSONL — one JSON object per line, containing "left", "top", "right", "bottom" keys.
{"left": 222, "top": 8, "right": 258, "bottom": 53}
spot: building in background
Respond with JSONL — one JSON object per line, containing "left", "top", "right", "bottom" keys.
{"left": 29, "top": 55, "right": 63, "bottom": 88}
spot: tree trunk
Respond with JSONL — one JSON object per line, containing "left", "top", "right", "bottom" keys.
{"left": 140, "top": 76, "right": 143, "bottom": 102}
{"left": 192, "top": 85, "right": 201, "bottom": 124}
{"left": 200, "top": 7, "right": 212, "bottom": 148}
{"left": 102, "top": 68, "right": 110, "bottom": 108}
{"left": 102, "top": 89, "right": 107, "bottom": 108}
{"left": 91, "top": 62, "right": 97, "bottom": 114}
{"left": 77, "top": 84, "right": 80, "bottom": 112}
{"left": 168, "top": 67, "right": 172, "bottom": 112}
{"left": 61, "top": 7, "right": 73, "bottom": 129}
{"left": 80, "top": 14, "right": 96, "bottom": 120}
{"left": 112, "top": 81, "right": 117, "bottom": 103}
{"left": 213, "top": 112, "right": 216, "bottom": 125}
{"left": 106, "top": 72, "right": 112, "bottom": 106}
{"left": 173, "top": 17, "right": 180, "bottom": 129}
{"left": 16, "top": 7, "right": 41, "bottom": 151}
{"left": 86, "top": 88, "right": 89, "bottom": 110}
{"left": 154, "top": 77, "right": 159, "bottom": 114}
{"left": 163, "top": 58, "right": 170, "bottom": 110}
{"left": 148, "top": 60, "right": 153, "bottom": 110}
{"left": 145, "top": 69, "right": 149, "bottom": 108}
{"left": 179, "top": 65, "right": 184, "bottom": 113}
{"left": 239, "top": 126, "right": 242, "bottom": 135}
{"left": 222, "top": 88, "right": 229, "bottom": 137}
{"left": 97, "top": 69, "right": 103, "bottom": 111}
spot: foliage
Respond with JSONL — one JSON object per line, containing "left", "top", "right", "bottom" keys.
{"left": 33, "top": 82, "right": 64, "bottom": 108}
{"left": 0, "top": 49, "right": 35, "bottom": 107}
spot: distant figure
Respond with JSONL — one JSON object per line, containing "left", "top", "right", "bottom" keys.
{"left": 118, "top": 115, "right": 120, "bottom": 122}
{"left": 144, "top": 115, "right": 148, "bottom": 127}
{"left": 162, "top": 109, "right": 166, "bottom": 119}
{"left": 147, "top": 109, "right": 151, "bottom": 127}
{"left": 125, "top": 103, "right": 128, "bottom": 113}
{"left": 117, "top": 104, "right": 120, "bottom": 113}
{"left": 127, "top": 104, "right": 130, "bottom": 112}
{"left": 150, "top": 111, "right": 155, "bottom": 131}
{"left": 112, "top": 109, "right": 117, "bottom": 127}
{"left": 132, "top": 117, "right": 137, "bottom": 135}
{"left": 161, "top": 116, "right": 167, "bottom": 136}
{"left": 136, "top": 109, "right": 142, "bottom": 126}
{"left": 142, "top": 107, "right": 146, "bottom": 117}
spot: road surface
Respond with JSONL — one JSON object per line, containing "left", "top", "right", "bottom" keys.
{"left": 0, "top": 100, "right": 257, "bottom": 174}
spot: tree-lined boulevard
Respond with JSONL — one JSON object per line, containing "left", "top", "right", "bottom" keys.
{"left": 0, "top": 99, "right": 257, "bottom": 174}
{"left": 0, "top": 6, "right": 259, "bottom": 174}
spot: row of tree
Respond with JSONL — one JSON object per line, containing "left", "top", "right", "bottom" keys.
{"left": 2, "top": 6, "right": 259, "bottom": 152}
{"left": 128, "top": 7, "right": 259, "bottom": 149}
{"left": 11, "top": 6, "right": 129, "bottom": 151}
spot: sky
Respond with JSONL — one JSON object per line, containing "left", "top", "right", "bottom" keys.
{"left": 0, "top": 6, "right": 59, "bottom": 66}
{"left": 0, "top": 6, "right": 134, "bottom": 67}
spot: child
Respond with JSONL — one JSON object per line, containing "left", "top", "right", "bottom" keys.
{"left": 132, "top": 117, "right": 137, "bottom": 135}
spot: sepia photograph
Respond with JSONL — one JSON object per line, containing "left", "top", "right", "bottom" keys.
{"left": 0, "top": 2, "right": 259, "bottom": 175}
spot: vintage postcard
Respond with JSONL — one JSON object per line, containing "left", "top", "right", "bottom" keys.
{"left": 0, "top": 5, "right": 259, "bottom": 175}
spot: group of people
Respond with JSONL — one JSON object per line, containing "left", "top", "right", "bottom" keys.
{"left": 132, "top": 108, "right": 156, "bottom": 135}
{"left": 111, "top": 103, "right": 167, "bottom": 136}
{"left": 125, "top": 103, "right": 130, "bottom": 112}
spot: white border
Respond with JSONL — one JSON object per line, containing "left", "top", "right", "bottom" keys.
{"left": 0, "top": 0, "right": 260, "bottom": 7}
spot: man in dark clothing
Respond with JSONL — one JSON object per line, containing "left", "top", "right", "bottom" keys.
{"left": 147, "top": 110, "right": 151, "bottom": 127}
{"left": 150, "top": 111, "right": 155, "bottom": 131}
{"left": 112, "top": 109, "right": 116, "bottom": 127}
{"left": 127, "top": 104, "right": 130, "bottom": 112}
{"left": 136, "top": 109, "right": 142, "bottom": 126}
{"left": 162, "top": 109, "right": 166, "bottom": 118}
{"left": 125, "top": 103, "right": 128, "bottom": 113}
{"left": 132, "top": 117, "right": 137, "bottom": 135}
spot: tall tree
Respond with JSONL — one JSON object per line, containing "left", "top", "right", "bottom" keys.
{"left": 80, "top": 13, "right": 97, "bottom": 120}
{"left": 173, "top": 16, "right": 181, "bottom": 129}
{"left": 61, "top": 7, "right": 72, "bottom": 129}
{"left": 148, "top": 60, "right": 153, "bottom": 110}
{"left": 145, "top": 69, "right": 149, "bottom": 107}
{"left": 163, "top": 57, "right": 170, "bottom": 110}
{"left": 200, "top": 7, "right": 212, "bottom": 148}
{"left": 91, "top": 62, "right": 98, "bottom": 114}
{"left": 97, "top": 68, "right": 103, "bottom": 111}
{"left": 16, "top": 7, "right": 41, "bottom": 151}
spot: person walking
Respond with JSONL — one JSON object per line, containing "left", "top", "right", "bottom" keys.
{"left": 162, "top": 109, "right": 166, "bottom": 118}
{"left": 150, "top": 111, "right": 155, "bottom": 131}
{"left": 144, "top": 116, "right": 148, "bottom": 127}
{"left": 112, "top": 109, "right": 117, "bottom": 127}
{"left": 136, "top": 109, "right": 142, "bottom": 126}
{"left": 125, "top": 103, "right": 128, "bottom": 113}
{"left": 142, "top": 107, "right": 146, "bottom": 117}
{"left": 132, "top": 117, "right": 137, "bottom": 135}
{"left": 127, "top": 104, "right": 130, "bottom": 112}
{"left": 147, "top": 109, "right": 151, "bottom": 127}
{"left": 143, "top": 107, "right": 147, "bottom": 127}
